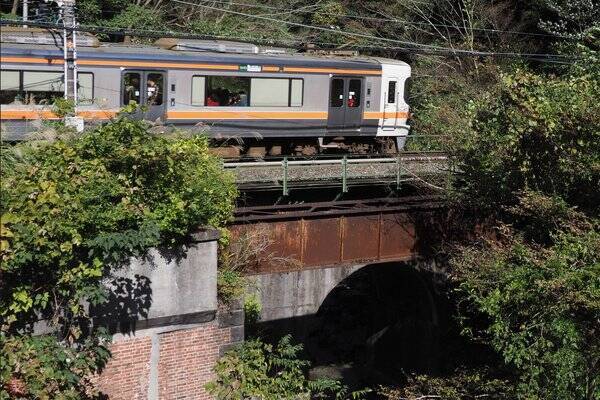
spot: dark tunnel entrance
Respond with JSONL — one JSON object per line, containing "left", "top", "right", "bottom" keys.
{"left": 304, "top": 262, "right": 444, "bottom": 385}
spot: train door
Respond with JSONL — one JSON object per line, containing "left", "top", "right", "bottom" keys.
{"left": 327, "top": 76, "right": 364, "bottom": 130}
{"left": 122, "top": 70, "right": 166, "bottom": 121}
{"left": 382, "top": 77, "right": 399, "bottom": 131}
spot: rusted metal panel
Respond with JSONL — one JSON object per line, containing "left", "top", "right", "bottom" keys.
{"left": 230, "top": 207, "right": 437, "bottom": 273}
{"left": 263, "top": 220, "right": 303, "bottom": 272}
{"left": 341, "top": 215, "right": 380, "bottom": 262}
{"left": 301, "top": 218, "right": 342, "bottom": 267}
{"left": 379, "top": 213, "right": 416, "bottom": 259}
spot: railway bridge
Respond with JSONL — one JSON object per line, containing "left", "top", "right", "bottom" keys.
{"left": 94, "top": 153, "right": 451, "bottom": 398}
{"left": 227, "top": 153, "right": 451, "bottom": 380}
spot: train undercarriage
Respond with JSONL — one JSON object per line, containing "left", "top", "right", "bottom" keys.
{"left": 209, "top": 136, "right": 402, "bottom": 159}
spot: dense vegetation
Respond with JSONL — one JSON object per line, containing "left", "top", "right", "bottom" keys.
{"left": 207, "top": 335, "right": 370, "bottom": 400}
{"left": 1, "top": 0, "right": 599, "bottom": 398}
{"left": 0, "top": 108, "right": 236, "bottom": 399}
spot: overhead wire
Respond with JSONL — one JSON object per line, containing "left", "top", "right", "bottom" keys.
{"left": 140, "top": 0, "right": 573, "bottom": 39}
{"left": 168, "top": 0, "right": 577, "bottom": 61}
{"left": 0, "top": 17, "right": 577, "bottom": 64}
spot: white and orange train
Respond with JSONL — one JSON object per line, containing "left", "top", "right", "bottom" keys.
{"left": 0, "top": 32, "right": 411, "bottom": 155}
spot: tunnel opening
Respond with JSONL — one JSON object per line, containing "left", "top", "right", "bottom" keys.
{"left": 302, "top": 262, "right": 444, "bottom": 386}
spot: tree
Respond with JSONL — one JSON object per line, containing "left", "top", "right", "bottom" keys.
{"left": 0, "top": 108, "right": 237, "bottom": 399}
{"left": 448, "top": 55, "right": 600, "bottom": 399}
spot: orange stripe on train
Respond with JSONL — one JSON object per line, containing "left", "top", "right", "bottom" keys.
{"left": 363, "top": 111, "right": 410, "bottom": 119}
{"left": 167, "top": 111, "right": 328, "bottom": 120}
{"left": 1, "top": 57, "right": 381, "bottom": 75}
{"left": 1, "top": 110, "right": 407, "bottom": 121}
{"left": 0, "top": 110, "right": 118, "bottom": 120}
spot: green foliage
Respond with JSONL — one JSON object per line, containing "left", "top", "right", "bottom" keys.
{"left": 538, "top": 0, "right": 600, "bottom": 39}
{"left": 0, "top": 110, "right": 236, "bottom": 398}
{"left": 206, "top": 335, "right": 370, "bottom": 400}
{"left": 451, "top": 64, "right": 600, "bottom": 216}
{"left": 106, "top": 4, "right": 166, "bottom": 33}
{"left": 449, "top": 53, "right": 600, "bottom": 400}
{"left": 380, "top": 368, "right": 515, "bottom": 400}
{"left": 217, "top": 269, "right": 248, "bottom": 304}
{"left": 52, "top": 98, "right": 76, "bottom": 118}
{"left": 244, "top": 293, "right": 262, "bottom": 326}
{"left": 451, "top": 228, "right": 600, "bottom": 400}
{"left": 0, "top": 332, "right": 111, "bottom": 400}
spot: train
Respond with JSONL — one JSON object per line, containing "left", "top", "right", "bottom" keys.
{"left": 0, "top": 28, "right": 411, "bottom": 156}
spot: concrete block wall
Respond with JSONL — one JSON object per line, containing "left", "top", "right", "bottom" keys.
{"left": 93, "top": 229, "right": 244, "bottom": 400}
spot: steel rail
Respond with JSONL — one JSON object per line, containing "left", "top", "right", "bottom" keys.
{"left": 224, "top": 156, "right": 447, "bottom": 168}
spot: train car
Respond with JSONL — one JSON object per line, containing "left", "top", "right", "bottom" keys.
{"left": 0, "top": 29, "right": 411, "bottom": 155}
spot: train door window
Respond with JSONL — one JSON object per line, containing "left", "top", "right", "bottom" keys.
{"left": 123, "top": 72, "right": 141, "bottom": 105}
{"left": 330, "top": 78, "right": 344, "bottom": 107}
{"left": 250, "top": 78, "right": 288, "bottom": 107}
{"left": 403, "top": 77, "right": 412, "bottom": 103}
{"left": 290, "top": 79, "right": 303, "bottom": 107}
{"left": 191, "top": 76, "right": 205, "bottom": 106}
{"left": 22, "top": 71, "right": 63, "bottom": 104}
{"left": 146, "top": 73, "right": 164, "bottom": 106}
{"left": 206, "top": 76, "right": 250, "bottom": 106}
{"left": 387, "top": 81, "right": 396, "bottom": 104}
{"left": 0, "top": 70, "right": 20, "bottom": 104}
{"left": 348, "top": 79, "right": 361, "bottom": 108}
{"left": 77, "top": 72, "right": 94, "bottom": 105}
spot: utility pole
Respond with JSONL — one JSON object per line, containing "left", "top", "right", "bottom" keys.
{"left": 62, "top": 0, "right": 77, "bottom": 105}
{"left": 22, "top": 0, "right": 28, "bottom": 27}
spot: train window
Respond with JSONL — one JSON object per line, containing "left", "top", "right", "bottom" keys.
{"left": 330, "top": 79, "right": 344, "bottom": 107}
{"left": 348, "top": 79, "right": 361, "bottom": 108}
{"left": 1, "top": 70, "right": 93, "bottom": 105}
{"left": 206, "top": 76, "right": 250, "bottom": 106}
{"left": 290, "top": 79, "right": 303, "bottom": 107}
{"left": 77, "top": 72, "right": 94, "bottom": 105}
{"left": 146, "top": 73, "right": 164, "bottom": 106}
{"left": 123, "top": 72, "right": 141, "bottom": 105}
{"left": 387, "top": 81, "right": 396, "bottom": 104}
{"left": 250, "top": 78, "right": 288, "bottom": 107}
{"left": 0, "top": 70, "right": 20, "bottom": 104}
{"left": 191, "top": 76, "right": 205, "bottom": 106}
{"left": 404, "top": 77, "right": 412, "bottom": 103}
{"left": 21, "top": 71, "right": 63, "bottom": 104}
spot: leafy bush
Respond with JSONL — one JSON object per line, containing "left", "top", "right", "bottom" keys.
{"left": 206, "top": 335, "right": 370, "bottom": 400}
{"left": 0, "top": 110, "right": 236, "bottom": 398}
{"left": 448, "top": 56, "right": 600, "bottom": 399}
{"left": 380, "top": 368, "right": 515, "bottom": 400}
{"left": 244, "top": 293, "right": 262, "bottom": 326}
{"left": 450, "top": 66, "right": 600, "bottom": 215}
{"left": 451, "top": 228, "right": 600, "bottom": 400}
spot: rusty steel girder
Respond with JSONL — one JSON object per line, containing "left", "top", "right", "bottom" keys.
{"left": 230, "top": 197, "right": 444, "bottom": 274}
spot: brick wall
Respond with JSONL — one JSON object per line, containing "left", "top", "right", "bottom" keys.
{"left": 97, "top": 336, "right": 153, "bottom": 400}
{"left": 95, "top": 310, "right": 243, "bottom": 400}
{"left": 157, "top": 325, "right": 229, "bottom": 400}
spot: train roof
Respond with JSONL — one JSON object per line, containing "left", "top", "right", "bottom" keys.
{"left": 0, "top": 41, "right": 410, "bottom": 71}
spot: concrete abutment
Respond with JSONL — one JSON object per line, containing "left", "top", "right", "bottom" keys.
{"left": 93, "top": 229, "right": 244, "bottom": 400}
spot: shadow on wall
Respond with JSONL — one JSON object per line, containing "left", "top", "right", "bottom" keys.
{"left": 90, "top": 243, "right": 194, "bottom": 335}
{"left": 250, "top": 262, "right": 450, "bottom": 386}
{"left": 91, "top": 274, "right": 153, "bottom": 335}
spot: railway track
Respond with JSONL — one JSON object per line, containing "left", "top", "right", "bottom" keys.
{"left": 222, "top": 151, "right": 449, "bottom": 193}
{"left": 222, "top": 151, "right": 447, "bottom": 165}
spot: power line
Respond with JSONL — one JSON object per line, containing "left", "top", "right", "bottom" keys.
{"left": 168, "top": 1, "right": 577, "bottom": 61}
{"left": 0, "top": 18, "right": 577, "bottom": 64}
{"left": 141, "top": 0, "right": 572, "bottom": 40}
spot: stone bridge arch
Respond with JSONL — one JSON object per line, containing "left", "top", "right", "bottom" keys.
{"left": 251, "top": 259, "right": 447, "bottom": 383}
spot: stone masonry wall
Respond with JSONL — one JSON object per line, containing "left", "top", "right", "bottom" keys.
{"left": 92, "top": 229, "right": 244, "bottom": 400}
